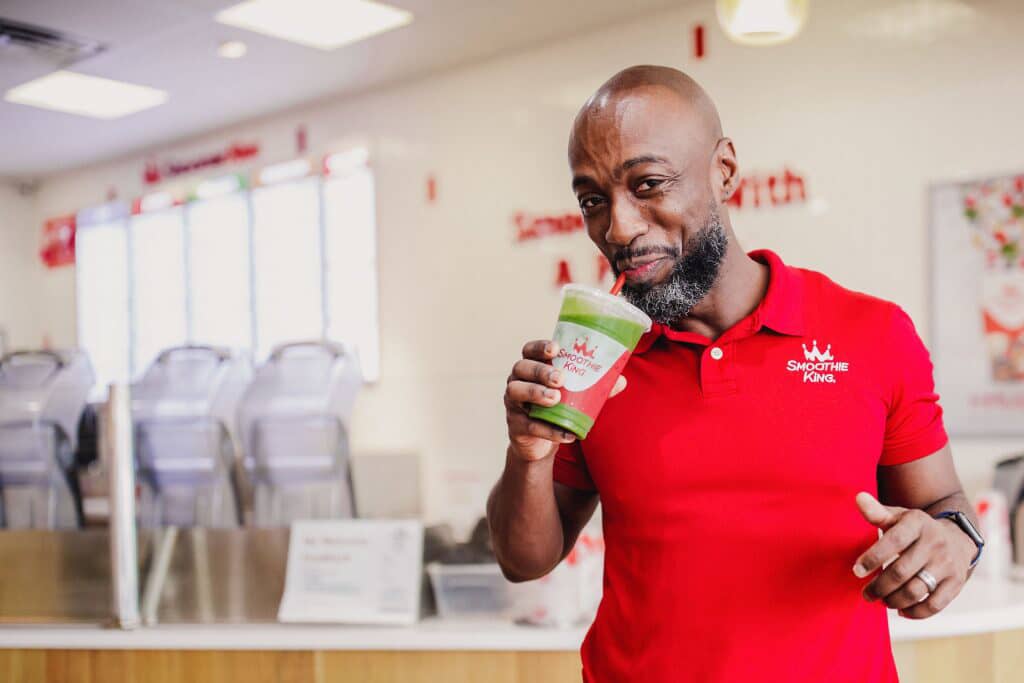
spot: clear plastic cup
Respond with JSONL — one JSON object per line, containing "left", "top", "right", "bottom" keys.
{"left": 529, "top": 285, "right": 651, "bottom": 439}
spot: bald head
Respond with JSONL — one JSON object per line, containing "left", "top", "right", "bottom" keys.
{"left": 574, "top": 65, "right": 723, "bottom": 146}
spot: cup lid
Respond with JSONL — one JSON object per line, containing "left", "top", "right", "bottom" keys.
{"left": 561, "top": 284, "right": 652, "bottom": 331}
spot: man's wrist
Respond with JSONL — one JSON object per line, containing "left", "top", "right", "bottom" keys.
{"left": 506, "top": 445, "right": 555, "bottom": 476}
{"left": 937, "top": 515, "right": 982, "bottom": 568}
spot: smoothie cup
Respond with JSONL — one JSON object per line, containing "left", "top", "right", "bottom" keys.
{"left": 529, "top": 284, "right": 652, "bottom": 439}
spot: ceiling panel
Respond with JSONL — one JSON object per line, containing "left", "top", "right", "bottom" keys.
{"left": 0, "top": 0, "right": 689, "bottom": 179}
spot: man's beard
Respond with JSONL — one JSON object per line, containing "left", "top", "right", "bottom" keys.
{"left": 618, "top": 206, "right": 728, "bottom": 325}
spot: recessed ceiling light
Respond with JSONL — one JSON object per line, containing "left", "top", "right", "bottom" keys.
{"left": 4, "top": 70, "right": 168, "bottom": 119}
{"left": 215, "top": 0, "right": 413, "bottom": 51}
{"left": 218, "top": 40, "right": 248, "bottom": 59}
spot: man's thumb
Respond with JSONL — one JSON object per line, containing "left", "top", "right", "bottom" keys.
{"left": 856, "top": 492, "right": 901, "bottom": 530}
{"left": 609, "top": 374, "right": 628, "bottom": 398}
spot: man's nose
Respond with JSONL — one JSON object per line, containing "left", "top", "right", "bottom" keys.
{"left": 605, "top": 196, "right": 649, "bottom": 247}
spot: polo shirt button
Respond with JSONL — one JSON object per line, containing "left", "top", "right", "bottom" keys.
{"left": 710, "top": 347, "right": 724, "bottom": 360}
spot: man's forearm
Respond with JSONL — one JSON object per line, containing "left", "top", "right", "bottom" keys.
{"left": 486, "top": 448, "right": 566, "bottom": 582}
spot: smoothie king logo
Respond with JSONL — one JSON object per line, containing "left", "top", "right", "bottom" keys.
{"left": 562, "top": 337, "right": 603, "bottom": 374}
{"left": 551, "top": 322, "right": 628, "bottom": 392}
{"left": 572, "top": 337, "right": 597, "bottom": 360}
{"left": 786, "top": 340, "right": 850, "bottom": 384}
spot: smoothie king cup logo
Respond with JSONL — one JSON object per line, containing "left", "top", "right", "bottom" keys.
{"left": 561, "top": 337, "right": 603, "bottom": 375}
{"left": 552, "top": 322, "right": 628, "bottom": 392}
{"left": 572, "top": 337, "right": 597, "bottom": 360}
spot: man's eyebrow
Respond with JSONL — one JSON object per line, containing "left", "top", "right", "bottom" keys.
{"left": 622, "top": 154, "right": 670, "bottom": 170}
{"left": 572, "top": 154, "right": 671, "bottom": 190}
{"left": 571, "top": 174, "right": 594, "bottom": 190}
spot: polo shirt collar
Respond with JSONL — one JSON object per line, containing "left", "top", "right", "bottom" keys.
{"left": 748, "top": 248, "right": 805, "bottom": 337}
{"left": 633, "top": 248, "right": 805, "bottom": 354}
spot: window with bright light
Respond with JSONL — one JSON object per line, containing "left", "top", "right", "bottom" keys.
{"left": 187, "top": 192, "right": 253, "bottom": 352}
{"left": 75, "top": 214, "right": 131, "bottom": 400}
{"left": 74, "top": 155, "right": 380, "bottom": 389}
{"left": 324, "top": 165, "right": 379, "bottom": 380}
{"left": 130, "top": 207, "right": 189, "bottom": 376}
{"left": 251, "top": 176, "right": 324, "bottom": 360}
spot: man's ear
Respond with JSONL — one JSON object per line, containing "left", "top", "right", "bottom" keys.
{"left": 713, "top": 137, "right": 739, "bottom": 202}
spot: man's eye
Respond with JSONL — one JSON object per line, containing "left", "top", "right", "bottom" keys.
{"left": 579, "top": 195, "right": 604, "bottom": 211}
{"left": 636, "top": 178, "right": 664, "bottom": 192}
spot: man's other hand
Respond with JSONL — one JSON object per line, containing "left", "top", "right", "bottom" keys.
{"left": 852, "top": 492, "right": 975, "bottom": 619}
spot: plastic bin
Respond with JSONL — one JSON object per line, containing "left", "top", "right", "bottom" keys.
{"left": 427, "top": 563, "right": 524, "bottom": 619}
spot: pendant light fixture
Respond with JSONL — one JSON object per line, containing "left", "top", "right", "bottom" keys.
{"left": 716, "top": 0, "right": 809, "bottom": 46}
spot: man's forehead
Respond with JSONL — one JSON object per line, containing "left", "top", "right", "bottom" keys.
{"left": 570, "top": 89, "right": 699, "bottom": 168}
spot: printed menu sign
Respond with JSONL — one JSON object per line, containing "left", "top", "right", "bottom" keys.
{"left": 931, "top": 174, "right": 1024, "bottom": 435}
{"left": 277, "top": 520, "right": 423, "bottom": 624}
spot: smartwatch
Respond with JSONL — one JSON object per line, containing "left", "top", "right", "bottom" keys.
{"left": 934, "top": 510, "right": 985, "bottom": 569}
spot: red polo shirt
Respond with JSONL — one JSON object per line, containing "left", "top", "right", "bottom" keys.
{"left": 554, "top": 249, "right": 947, "bottom": 682}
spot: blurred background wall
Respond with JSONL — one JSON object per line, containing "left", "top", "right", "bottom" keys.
{"left": 2, "top": 0, "right": 1022, "bottom": 524}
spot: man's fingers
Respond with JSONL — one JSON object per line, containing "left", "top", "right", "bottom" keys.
{"left": 853, "top": 509, "right": 926, "bottom": 578}
{"left": 609, "top": 374, "right": 628, "bottom": 398}
{"left": 898, "top": 578, "right": 958, "bottom": 619}
{"left": 506, "top": 380, "right": 560, "bottom": 408}
{"left": 856, "top": 491, "right": 905, "bottom": 531}
{"left": 511, "top": 359, "right": 563, "bottom": 388}
{"left": 863, "top": 539, "right": 930, "bottom": 606}
{"left": 883, "top": 571, "right": 935, "bottom": 611}
{"left": 522, "top": 339, "right": 559, "bottom": 361}
{"left": 508, "top": 411, "right": 576, "bottom": 444}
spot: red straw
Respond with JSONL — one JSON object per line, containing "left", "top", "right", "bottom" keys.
{"left": 609, "top": 273, "right": 626, "bottom": 296}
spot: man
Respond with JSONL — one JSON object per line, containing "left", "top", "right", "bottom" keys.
{"left": 487, "top": 65, "right": 984, "bottom": 682}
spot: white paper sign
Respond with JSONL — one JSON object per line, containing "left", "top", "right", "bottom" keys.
{"left": 277, "top": 519, "right": 423, "bottom": 625}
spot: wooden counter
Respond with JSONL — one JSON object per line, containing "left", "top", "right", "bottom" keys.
{"left": 3, "top": 578, "right": 1023, "bottom": 682}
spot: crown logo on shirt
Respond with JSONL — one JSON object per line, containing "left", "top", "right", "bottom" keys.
{"left": 802, "top": 340, "right": 833, "bottom": 362}
{"left": 573, "top": 337, "right": 597, "bottom": 359}
{"left": 788, "top": 339, "right": 849, "bottom": 384}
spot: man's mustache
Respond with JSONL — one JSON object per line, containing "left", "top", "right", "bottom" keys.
{"left": 612, "top": 245, "right": 681, "bottom": 272}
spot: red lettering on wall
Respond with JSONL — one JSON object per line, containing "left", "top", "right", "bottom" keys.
{"left": 725, "top": 168, "right": 808, "bottom": 210}
{"left": 694, "top": 24, "right": 705, "bottom": 60}
{"left": 555, "top": 259, "right": 573, "bottom": 286}
{"left": 514, "top": 211, "right": 585, "bottom": 243}
{"left": 143, "top": 142, "right": 260, "bottom": 185}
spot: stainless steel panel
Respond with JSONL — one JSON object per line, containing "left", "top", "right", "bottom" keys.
{"left": 0, "top": 530, "right": 116, "bottom": 624}
{"left": 154, "top": 527, "right": 289, "bottom": 624}
{"left": 0, "top": 526, "right": 291, "bottom": 625}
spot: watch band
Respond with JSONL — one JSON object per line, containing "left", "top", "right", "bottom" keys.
{"left": 934, "top": 511, "right": 985, "bottom": 569}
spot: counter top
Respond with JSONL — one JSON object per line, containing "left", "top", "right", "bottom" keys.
{"left": 2, "top": 577, "right": 1022, "bottom": 651}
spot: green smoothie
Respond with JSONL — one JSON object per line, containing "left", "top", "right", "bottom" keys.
{"left": 529, "top": 285, "right": 651, "bottom": 439}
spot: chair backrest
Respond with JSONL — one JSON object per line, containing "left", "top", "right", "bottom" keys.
{"left": 238, "top": 340, "right": 361, "bottom": 469}
{"left": 238, "top": 340, "right": 362, "bottom": 525}
{"left": 0, "top": 349, "right": 95, "bottom": 451}
{"left": 0, "top": 349, "right": 94, "bottom": 529}
{"left": 131, "top": 345, "right": 251, "bottom": 527}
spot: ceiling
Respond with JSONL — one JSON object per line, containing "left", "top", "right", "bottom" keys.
{"left": 0, "top": 0, "right": 688, "bottom": 180}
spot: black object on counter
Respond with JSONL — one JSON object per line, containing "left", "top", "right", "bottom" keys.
{"left": 420, "top": 518, "right": 498, "bottom": 616}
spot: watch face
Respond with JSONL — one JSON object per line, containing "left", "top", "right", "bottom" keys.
{"left": 953, "top": 511, "right": 986, "bottom": 546}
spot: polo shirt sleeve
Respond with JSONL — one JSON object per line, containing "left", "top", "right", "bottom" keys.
{"left": 552, "top": 440, "right": 596, "bottom": 491}
{"left": 879, "top": 305, "right": 950, "bottom": 466}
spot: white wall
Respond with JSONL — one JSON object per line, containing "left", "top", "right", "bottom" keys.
{"left": 0, "top": 182, "right": 43, "bottom": 352}
{"left": 24, "top": 0, "right": 1024, "bottom": 521}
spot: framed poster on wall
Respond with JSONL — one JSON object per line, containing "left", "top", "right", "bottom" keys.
{"left": 930, "top": 173, "right": 1024, "bottom": 435}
